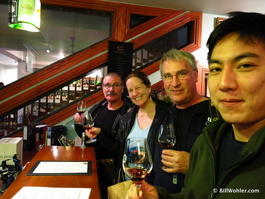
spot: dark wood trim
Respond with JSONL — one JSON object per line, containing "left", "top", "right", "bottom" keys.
{"left": 181, "top": 12, "right": 202, "bottom": 52}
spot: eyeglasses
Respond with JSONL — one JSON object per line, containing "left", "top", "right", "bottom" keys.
{"left": 162, "top": 70, "right": 190, "bottom": 82}
{"left": 102, "top": 83, "right": 123, "bottom": 89}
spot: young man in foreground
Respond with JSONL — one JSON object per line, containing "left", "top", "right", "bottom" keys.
{"left": 126, "top": 11, "right": 265, "bottom": 199}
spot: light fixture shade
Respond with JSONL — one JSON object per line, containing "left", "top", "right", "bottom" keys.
{"left": 8, "top": 0, "right": 41, "bottom": 32}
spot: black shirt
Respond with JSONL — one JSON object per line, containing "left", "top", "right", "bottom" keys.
{"left": 92, "top": 106, "right": 122, "bottom": 159}
{"left": 217, "top": 130, "right": 246, "bottom": 180}
{"left": 153, "top": 100, "right": 210, "bottom": 194}
{"left": 171, "top": 100, "right": 210, "bottom": 151}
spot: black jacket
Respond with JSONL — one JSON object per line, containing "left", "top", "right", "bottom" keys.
{"left": 152, "top": 100, "right": 213, "bottom": 194}
{"left": 74, "top": 95, "right": 132, "bottom": 161}
{"left": 74, "top": 95, "right": 132, "bottom": 139}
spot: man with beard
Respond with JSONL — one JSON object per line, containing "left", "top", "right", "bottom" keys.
{"left": 74, "top": 72, "right": 132, "bottom": 199}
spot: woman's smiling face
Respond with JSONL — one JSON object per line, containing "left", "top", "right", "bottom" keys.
{"left": 126, "top": 77, "right": 151, "bottom": 108}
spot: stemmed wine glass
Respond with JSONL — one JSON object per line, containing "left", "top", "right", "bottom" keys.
{"left": 122, "top": 138, "right": 153, "bottom": 188}
{"left": 75, "top": 100, "right": 86, "bottom": 125}
{"left": 158, "top": 124, "right": 176, "bottom": 168}
{"left": 82, "top": 112, "right": 97, "bottom": 144}
{"left": 158, "top": 124, "right": 176, "bottom": 149}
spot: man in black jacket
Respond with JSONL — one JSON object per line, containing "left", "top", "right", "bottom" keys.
{"left": 74, "top": 72, "right": 132, "bottom": 199}
{"left": 150, "top": 49, "right": 212, "bottom": 193}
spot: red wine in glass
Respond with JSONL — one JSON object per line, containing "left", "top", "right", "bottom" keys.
{"left": 76, "top": 101, "right": 86, "bottom": 115}
{"left": 82, "top": 113, "right": 94, "bottom": 128}
{"left": 82, "top": 112, "right": 97, "bottom": 144}
{"left": 77, "top": 111, "right": 85, "bottom": 116}
{"left": 75, "top": 101, "right": 86, "bottom": 124}
{"left": 128, "top": 168, "right": 148, "bottom": 186}
{"left": 158, "top": 124, "right": 176, "bottom": 168}
{"left": 158, "top": 124, "right": 176, "bottom": 149}
{"left": 123, "top": 138, "right": 153, "bottom": 188}
{"left": 159, "top": 140, "right": 175, "bottom": 149}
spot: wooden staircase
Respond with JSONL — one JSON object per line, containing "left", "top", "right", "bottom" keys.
{"left": 0, "top": 0, "right": 202, "bottom": 137}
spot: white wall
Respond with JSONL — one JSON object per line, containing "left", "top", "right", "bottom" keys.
{"left": 193, "top": 13, "right": 226, "bottom": 68}
{"left": 0, "top": 65, "right": 18, "bottom": 85}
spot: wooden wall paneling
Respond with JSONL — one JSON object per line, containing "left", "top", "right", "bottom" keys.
{"left": 125, "top": 3, "right": 176, "bottom": 16}
{"left": 180, "top": 12, "right": 202, "bottom": 52}
{"left": 111, "top": 4, "right": 129, "bottom": 41}
{"left": 124, "top": 11, "right": 190, "bottom": 45}
{"left": 41, "top": 0, "right": 120, "bottom": 12}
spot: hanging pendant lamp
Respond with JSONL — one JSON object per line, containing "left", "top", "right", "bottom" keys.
{"left": 8, "top": 0, "right": 41, "bottom": 32}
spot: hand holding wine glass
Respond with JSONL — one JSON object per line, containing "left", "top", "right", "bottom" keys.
{"left": 75, "top": 100, "right": 86, "bottom": 124}
{"left": 158, "top": 124, "right": 176, "bottom": 169}
{"left": 123, "top": 138, "right": 153, "bottom": 188}
{"left": 158, "top": 124, "right": 176, "bottom": 149}
{"left": 82, "top": 112, "right": 97, "bottom": 144}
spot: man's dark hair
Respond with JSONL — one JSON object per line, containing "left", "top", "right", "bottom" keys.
{"left": 207, "top": 12, "right": 265, "bottom": 62}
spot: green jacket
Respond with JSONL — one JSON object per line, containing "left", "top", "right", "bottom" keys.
{"left": 158, "top": 119, "right": 265, "bottom": 199}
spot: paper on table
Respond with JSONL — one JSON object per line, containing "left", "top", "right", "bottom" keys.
{"left": 12, "top": 186, "right": 91, "bottom": 199}
{"left": 33, "top": 161, "right": 88, "bottom": 174}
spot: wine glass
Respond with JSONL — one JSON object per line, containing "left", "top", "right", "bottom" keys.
{"left": 158, "top": 124, "right": 176, "bottom": 169}
{"left": 75, "top": 100, "right": 86, "bottom": 124}
{"left": 122, "top": 138, "right": 153, "bottom": 188}
{"left": 80, "top": 132, "right": 87, "bottom": 148}
{"left": 158, "top": 124, "right": 176, "bottom": 149}
{"left": 82, "top": 112, "right": 97, "bottom": 144}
